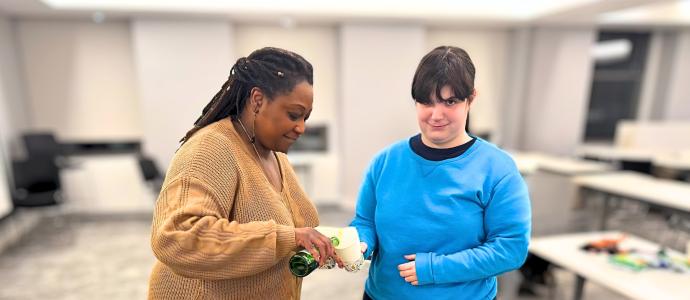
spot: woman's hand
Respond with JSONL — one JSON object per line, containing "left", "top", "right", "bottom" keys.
{"left": 360, "top": 242, "right": 368, "bottom": 254}
{"left": 294, "top": 227, "right": 343, "bottom": 268}
{"left": 398, "top": 254, "right": 418, "bottom": 286}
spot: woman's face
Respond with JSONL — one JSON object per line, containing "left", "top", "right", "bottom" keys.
{"left": 254, "top": 81, "right": 313, "bottom": 153}
{"left": 415, "top": 85, "right": 472, "bottom": 148}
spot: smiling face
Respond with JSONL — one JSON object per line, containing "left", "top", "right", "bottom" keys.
{"left": 253, "top": 81, "right": 313, "bottom": 153}
{"left": 416, "top": 85, "right": 472, "bottom": 148}
{"left": 411, "top": 46, "right": 477, "bottom": 149}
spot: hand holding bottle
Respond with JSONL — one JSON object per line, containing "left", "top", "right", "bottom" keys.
{"left": 294, "top": 227, "right": 343, "bottom": 267}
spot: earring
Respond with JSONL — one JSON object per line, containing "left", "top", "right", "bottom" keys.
{"left": 251, "top": 111, "right": 257, "bottom": 143}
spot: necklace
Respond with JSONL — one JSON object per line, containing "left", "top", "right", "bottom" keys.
{"left": 236, "top": 118, "right": 283, "bottom": 191}
{"left": 236, "top": 117, "right": 294, "bottom": 226}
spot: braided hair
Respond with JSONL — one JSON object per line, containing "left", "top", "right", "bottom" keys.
{"left": 180, "top": 47, "right": 313, "bottom": 146}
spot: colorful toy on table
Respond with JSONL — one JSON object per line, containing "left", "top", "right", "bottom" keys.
{"left": 581, "top": 234, "right": 690, "bottom": 273}
{"left": 607, "top": 249, "right": 690, "bottom": 273}
{"left": 581, "top": 233, "right": 628, "bottom": 254}
{"left": 658, "top": 250, "right": 690, "bottom": 274}
{"left": 609, "top": 253, "right": 649, "bottom": 272}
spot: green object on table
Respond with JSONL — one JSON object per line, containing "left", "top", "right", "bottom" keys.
{"left": 609, "top": 253, "right": 648, "bottom": 272}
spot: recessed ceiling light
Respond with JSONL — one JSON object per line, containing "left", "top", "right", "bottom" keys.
{"left": 591, "top": 39, "right": 632, "bottom": 65}
{"left": 92, "top": 11, "right": 105, "bottom": 23}
{"left": 280, "top": 16, "right": 295, "bottom": 29}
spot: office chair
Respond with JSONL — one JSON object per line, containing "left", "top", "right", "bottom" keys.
{"left": 138, "top": 157, "right": 164, "bottom": 196}
{"left": 11, "top": 158, "right": 61, "bottom": 207}
{"left": 23, "top": 134, "right": 64, "bottom": 159}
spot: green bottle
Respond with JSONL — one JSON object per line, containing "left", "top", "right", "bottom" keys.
{"left": 289, "top": 237, "right": 339, "bottom": 277}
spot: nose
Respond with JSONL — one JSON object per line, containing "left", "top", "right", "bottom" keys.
{"left": 294, "top": 120, "right": 305, "bottom": 135}
{"left": 430, "top": 104, "right": 444, "bottom": 122}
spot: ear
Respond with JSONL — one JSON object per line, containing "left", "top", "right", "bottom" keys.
{"left": 249, "top": 87, "right": 265, "bottom": 114}
{"left": 468, "top": 89, "right": 477, "bottom": 104}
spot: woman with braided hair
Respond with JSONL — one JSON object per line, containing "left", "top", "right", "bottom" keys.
{"left": 149, "top": 47, "right": 342, "bottom": 300}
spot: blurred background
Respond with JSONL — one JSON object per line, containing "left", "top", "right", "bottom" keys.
{"left": 1, "top": 0, "right": 690, "bottom": 299}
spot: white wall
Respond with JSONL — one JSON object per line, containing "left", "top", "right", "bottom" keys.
{"left": 0, "top": 15, "right": 25, "bottom": 219}
{"left": 234, "top": 25, "right": 338, "bottom": 130}
{"left": 340, "top": 24, "right": 425, "bottom": 209}
{"left": 500, "top": 28, "right": 533, "bottom": 150}
{"left": 636, "top": 30, "right": 664, "bottom": 121}
{"left": 16, "top": 20, "right": 141, "bottom": 143}
{"left": 521, "top": 28, "right": 596, "bottom": 156}
{"left": 234, "top": 25, "right": 340, "bottom": 205}
{"left": 131, "top": 20, "right": 233, "bottom": 173}
{"left": 0, "top": 16, "right": 30, "bottom": 158}
{"left": 663, "top": 30, "right": 690, "bottom": 121}
{"left": 427, "top": 29, "right": 508, "bottom": 140}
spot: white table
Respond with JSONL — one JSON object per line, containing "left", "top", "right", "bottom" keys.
{"left": 509, "top": 152, "right": 612, "bottom": 236}
{"left": 573, "top": 172, "right": 690, "bottom": 230}
{"left": 530, "top": 231, "right": 690, "bottom": 300}
{"left": 510, "top": 152, "right": 612, "bottom": 176}
{"left": 653, "top": 151, "right": 690, "bottom": 171}
{"left": 60, "top": 154, "right": 156, "bottom": 214}
{"left": 577, "top": 145, "right": 661, "bottom": 163}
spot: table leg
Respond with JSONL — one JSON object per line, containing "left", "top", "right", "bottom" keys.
{"left": 598, "top": 193, "right": 610, "bottom": 231}
{"left": 573, "top": 275, "right": 586, "bottom": 300}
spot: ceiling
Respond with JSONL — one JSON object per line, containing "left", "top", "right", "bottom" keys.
{"left": 600, "top": 0, "right": 690, "bottom": 25}
{"left": 0, "top": 0, "right": 685, "bottom": 27}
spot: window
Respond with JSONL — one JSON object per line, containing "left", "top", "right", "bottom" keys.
{"left": 584, "top": 32, "right": 650, "bottom": 141}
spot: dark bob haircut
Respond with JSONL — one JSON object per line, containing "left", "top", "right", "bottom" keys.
{"left": 411, "top": 46, "right": 475, "bottom": 104}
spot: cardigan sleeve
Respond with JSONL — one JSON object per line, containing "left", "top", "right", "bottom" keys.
{"left": 150, "top": 159, "right": 297, "bottom": 280}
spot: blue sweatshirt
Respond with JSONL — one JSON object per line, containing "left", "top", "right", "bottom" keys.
{"left": 350, "top": 137, "right": 531, "bottom": 300}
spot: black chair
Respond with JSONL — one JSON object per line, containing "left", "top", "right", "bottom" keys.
{"left": 518, "top": 254, "right": 557, "bottom": 300}
{"left": 11, "top": 158, "right": 61, "bottom": 207}
{"left": 620, "top": 160, "right": 652, "bottom": 175}
{"left": 139, "top": 158, "right": 161, "bottom": 182}
{"left": 139, "top": 157, "right": 164, "bottom": 194}
{"left": 23, "top": 134, "right": 64, "bottom": 159}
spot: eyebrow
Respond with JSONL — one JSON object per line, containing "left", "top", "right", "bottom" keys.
{"left": 291, "top": 104, "right": 307, "bottom": 110}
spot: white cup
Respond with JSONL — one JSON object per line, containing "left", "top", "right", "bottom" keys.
{"left": 334, "top": 227, "right": 365, "bottom": 273}
{"left": 314, "top": 226, "right": 365, "bottom": 273}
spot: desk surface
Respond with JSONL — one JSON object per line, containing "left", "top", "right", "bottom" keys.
{"left": 573, "top": 172, "right": 690, "bottom": 213}
{"left": 510, "top": 152, "right": 611, "bottom": 176}
{"left": 530, "top": 231, "right": 690, "bottom": 300}
{"left": 577, "top": 145, "right": 660, "bottom": 162}
{"left": 653, "top": 151, "right": 690, "bottom": 170}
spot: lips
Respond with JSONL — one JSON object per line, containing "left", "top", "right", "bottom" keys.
{"left": 429, "top": 124, "right": 448, "bottom": 129}
{"left": 284, "top": 135, "right": 298, "bottom": 142}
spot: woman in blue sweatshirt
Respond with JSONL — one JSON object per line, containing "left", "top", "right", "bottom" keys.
{"left": 350, "top": 46, "right": 531, "bottom": 300}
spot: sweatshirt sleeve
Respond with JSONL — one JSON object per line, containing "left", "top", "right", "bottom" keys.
{"left": 150, "top": 175, "right": 296, "bottom": 280}
{"left": 415, "top": 171, "right": 531, "bottom": 285}
{"left": 349, "top": 157, "right": 380, "bottom": 259}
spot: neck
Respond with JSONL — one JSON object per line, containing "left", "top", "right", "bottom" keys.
{"left": 421, "top": 131, "right": 472, "bottom": 149}
{"left": 231, "top": 115, "right": 273, "bottom": 160}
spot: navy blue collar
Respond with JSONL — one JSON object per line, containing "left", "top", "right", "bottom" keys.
{"left": 409, "top": 134, "right": 477, "bottom": 162}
